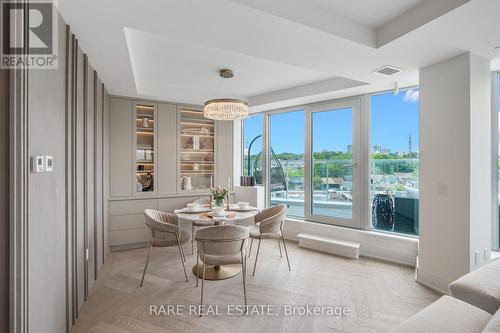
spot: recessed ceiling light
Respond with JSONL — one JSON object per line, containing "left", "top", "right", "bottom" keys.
{"left": 373, "top": 65, "right": 402, "bottom": 76}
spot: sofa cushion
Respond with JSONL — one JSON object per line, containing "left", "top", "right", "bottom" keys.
{"left": 389, "top": 296, "right": 491, "bottom": 333}
{"left": 482, "top": 307, "right": 500, "bottom": 333}
{"left": 449, "top": 259, "right": 500, "bottom": 314}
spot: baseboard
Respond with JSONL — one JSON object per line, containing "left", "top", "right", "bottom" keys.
{"left": 283, "top": 218, "right": 418, "bottom": 267}
{"left": 415, "top": 268, "right": 449, "bottom": 294}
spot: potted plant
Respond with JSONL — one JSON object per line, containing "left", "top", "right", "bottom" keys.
{"left": 211, "top": 186, "right": 229, "bottom": 207}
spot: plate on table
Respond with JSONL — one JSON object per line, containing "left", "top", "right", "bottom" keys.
{"left": 175, "top": 207, "right": 211, "bottom": 214}
{"left": 228, "top": 204, "right": 259, "bottom": 212}
{"left": 204, "top": 211, "right": 236, "bottom": 219}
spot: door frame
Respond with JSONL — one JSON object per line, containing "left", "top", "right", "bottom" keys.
{"left": 304, "top": 97, "right": 363, "bottom": 228}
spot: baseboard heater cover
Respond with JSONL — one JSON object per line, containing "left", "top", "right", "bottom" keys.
{"left": 297, "top": 233, "right": 360, "bottom": 259}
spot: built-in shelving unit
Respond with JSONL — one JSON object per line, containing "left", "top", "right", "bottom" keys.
{"left": 179, "top": 108, "right": 215, "bottom": 191}
{"left": 135, "top": 103, "right": 156, "bottom": 193}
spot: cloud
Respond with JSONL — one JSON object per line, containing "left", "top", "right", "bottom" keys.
{"left": 403, "top": 89, "right": 419, "bottom": 103}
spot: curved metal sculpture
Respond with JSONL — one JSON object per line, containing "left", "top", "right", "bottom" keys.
{"left": 247, "top": 135, "right": 287, "bottom": 192}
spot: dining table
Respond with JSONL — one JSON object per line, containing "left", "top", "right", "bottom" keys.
{"left": 175, "top": 204, "right": 259, "bottom": 280}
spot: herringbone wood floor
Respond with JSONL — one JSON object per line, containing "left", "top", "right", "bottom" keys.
{"left": 72, "top": 241, "right": 438, "bottom": 333}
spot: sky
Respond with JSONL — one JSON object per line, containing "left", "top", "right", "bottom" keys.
{"left": 244, "top": 88, "right": 420, "bottom": 154}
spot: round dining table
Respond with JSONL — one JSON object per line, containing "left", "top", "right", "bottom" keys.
{"left": 175, "top": 205, "right": 259, "bottom": 280}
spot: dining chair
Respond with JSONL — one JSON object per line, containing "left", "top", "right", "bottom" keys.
{"left": 195, "top": 225, "right": 249, "bottom": 316}
{"left": 190, "top": 197, "right": 214, "bottom": 255}
{"left": 140, "top": 209, "right": 191, "bottom": 286}
{"left": 248, "top": 204, "right": 290, "bottom": 276}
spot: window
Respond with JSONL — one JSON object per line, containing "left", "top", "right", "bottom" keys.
{"left": 497, "top": 73, "right": 500, "bottom": 247}
{"left": 241, "top": 88, "right": 419, "bottom": 237}
{"left": 243, "top": 114, "right": 263, "bottom": 185}
{"left": 370, "top": 89, "right": 420, "bottom": 236}
{"left": 312, "top": 107, "right": 353, "bottom": 220}
{"left": 269, "top": 110, "right": 305, "bottom": 218}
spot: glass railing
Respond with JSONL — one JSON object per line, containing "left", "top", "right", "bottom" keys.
{"left": 268, "top": 158, "right": 419, "bottom": 236}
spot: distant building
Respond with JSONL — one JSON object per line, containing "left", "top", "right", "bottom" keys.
{"left": 347, "top": 145, "right": 352, "bottom": 153}
{"left": 381, "top": 148, "right": 391, "bottom": 154}
{"left": 373, "top": 144, "right": 382, "bottom": 153}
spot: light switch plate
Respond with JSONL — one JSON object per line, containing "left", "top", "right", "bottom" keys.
{"left": 45, "top": 155, "right": 54, "bottom": 172}
{"left": 30, "top": 156, "right": 44, "bottom": 173}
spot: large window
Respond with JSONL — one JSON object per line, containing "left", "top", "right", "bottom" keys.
{"left": 370, "top": 89, "right": 420, "bottom": 236}
{"left": 312, "top": 107, "right": 353, "bottom": 220}
{"left": 496, "top": 73, "right": 500, "bottom": 247}
{"left": 241, "top": 88, "right": 419, "bottom": 236}
{"left": 243, "top": 114, "right": 263, "bottom": 185}
{"left": 269, "top": 110, "right": 305, "bottom": 218}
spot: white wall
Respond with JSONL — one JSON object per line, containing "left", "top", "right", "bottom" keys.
{"left": 418, "top": 52, "right": 491, "bottom": 293}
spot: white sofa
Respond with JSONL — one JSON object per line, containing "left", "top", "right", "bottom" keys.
{"left": 449, "top": 259, "right": 500, "bottom": 315}
{"left": 390, "top": 259, "right": 500, "bottom": 333}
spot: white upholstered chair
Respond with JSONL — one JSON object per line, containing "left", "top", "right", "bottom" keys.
{"left": 190, "top": 197, "right": 214, "bottom": 255}
{"left": 248, "top": 204, "right": 290, "bottom": 276}
{"left": 195, "top": 225, "right": 249, "bottom": 316}
{"left": 140, "top": 209, "right": 191, "bottom": 286}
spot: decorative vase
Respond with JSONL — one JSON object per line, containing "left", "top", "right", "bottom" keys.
{"left": 214, "top": 197, "right": 224, "bottom": 207}
{"left": 372, "top": 194, "right": 395, "bottom": 230}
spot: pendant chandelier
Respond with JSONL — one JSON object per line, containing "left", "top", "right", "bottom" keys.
{"left": 204, "top": 69, "right": 248, "bottom": 121}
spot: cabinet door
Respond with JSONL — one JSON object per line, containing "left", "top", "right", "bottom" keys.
{"left": 157, "top": 103, "right": 177, "bottom": 195}
{"left": 215, "top": 120, "right": 234, "bottom": 187}
{"left": 110, "top": 98, "right": 133, "bottom": 197}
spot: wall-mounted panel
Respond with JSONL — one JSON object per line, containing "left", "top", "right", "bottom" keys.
{"left": 110, "top": 98, "right": 133, "bottom": 197}
{"left": 216, "top": 120, "right": 234, "bottom": 188}
{"left": 158, "top": 103, "right": 177, "bottom": 195}
{"left": 94, "top": 77, "right": 104, "bottom": 274}
{"left": 27, "top": 14, "right": 67, "bottom": 333}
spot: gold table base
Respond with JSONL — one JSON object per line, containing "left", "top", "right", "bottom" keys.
{"left": 192, "top": 264, "right": 241, "bottom": 280}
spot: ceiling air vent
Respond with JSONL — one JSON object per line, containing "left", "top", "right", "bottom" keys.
{"left": 373, "top": 65, "right": 402, "bottom": 76}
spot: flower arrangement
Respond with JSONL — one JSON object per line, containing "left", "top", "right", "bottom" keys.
{"left": 211, "top": 186, "right": 229, "bottom": 206}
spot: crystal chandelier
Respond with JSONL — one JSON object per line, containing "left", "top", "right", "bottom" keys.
{"left": 204, "top": 69, "right": 249, "bottom": 121}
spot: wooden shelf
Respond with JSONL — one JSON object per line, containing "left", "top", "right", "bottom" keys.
{"left": 136, "top": 127, "right": 153, "bottom": 131}
{"left": 180, "top": 161, "right": 213, "bottom": 164}
{"left": 137, "top": 131, "right": 154, "bottom": 135}
{"left": 181, "top": 121, "right": 214, "bottom": 127}
{"left": 181, "top": 134, "right": 214, "bottom": 138}
{"left": 180, "top": 172, "right": 214, "bottom": 175}
{"left": 137, "top": 113, "right": 154, "bottom": 118}
{"left": 181, "top": 149, "right": 214, "bottom": 153}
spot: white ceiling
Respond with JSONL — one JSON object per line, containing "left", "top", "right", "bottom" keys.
{"left": 58, "top": 0, "right": 500, "bottom": 112}
{"left": 240, "top": 0, "right": 426, "bottom": 29}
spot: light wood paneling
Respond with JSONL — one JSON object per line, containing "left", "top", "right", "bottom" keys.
{"left": 109, "top": 199, "right": 158, "bottom": 216}
{"left": 157, "top": 103, "right": 177, "bottom": 195}
{"left": 110, "top": 98, "right": 133, "bottom": 197}
{"left": 0, "top": 31, "right": 10, "bottom": 333}
{"left": 75, "top": 42, "right": 86, "bottom": 311}
{"left": 86, "top": 59, "right": 96, "bottom": 290}
{"left": 110, "top": 215, "right": 148, "bottom": 231}
{"left": 27, "top": 14, "right": 68, "bottom": 333}
{"left": 110, "top": 228, "right": 151, "bottom": 247}
{"left": 94, "top": 77, "right": 104, "bottom": 275}
{"left": 103, "top": 89, "right": 111, "bottom": 259}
